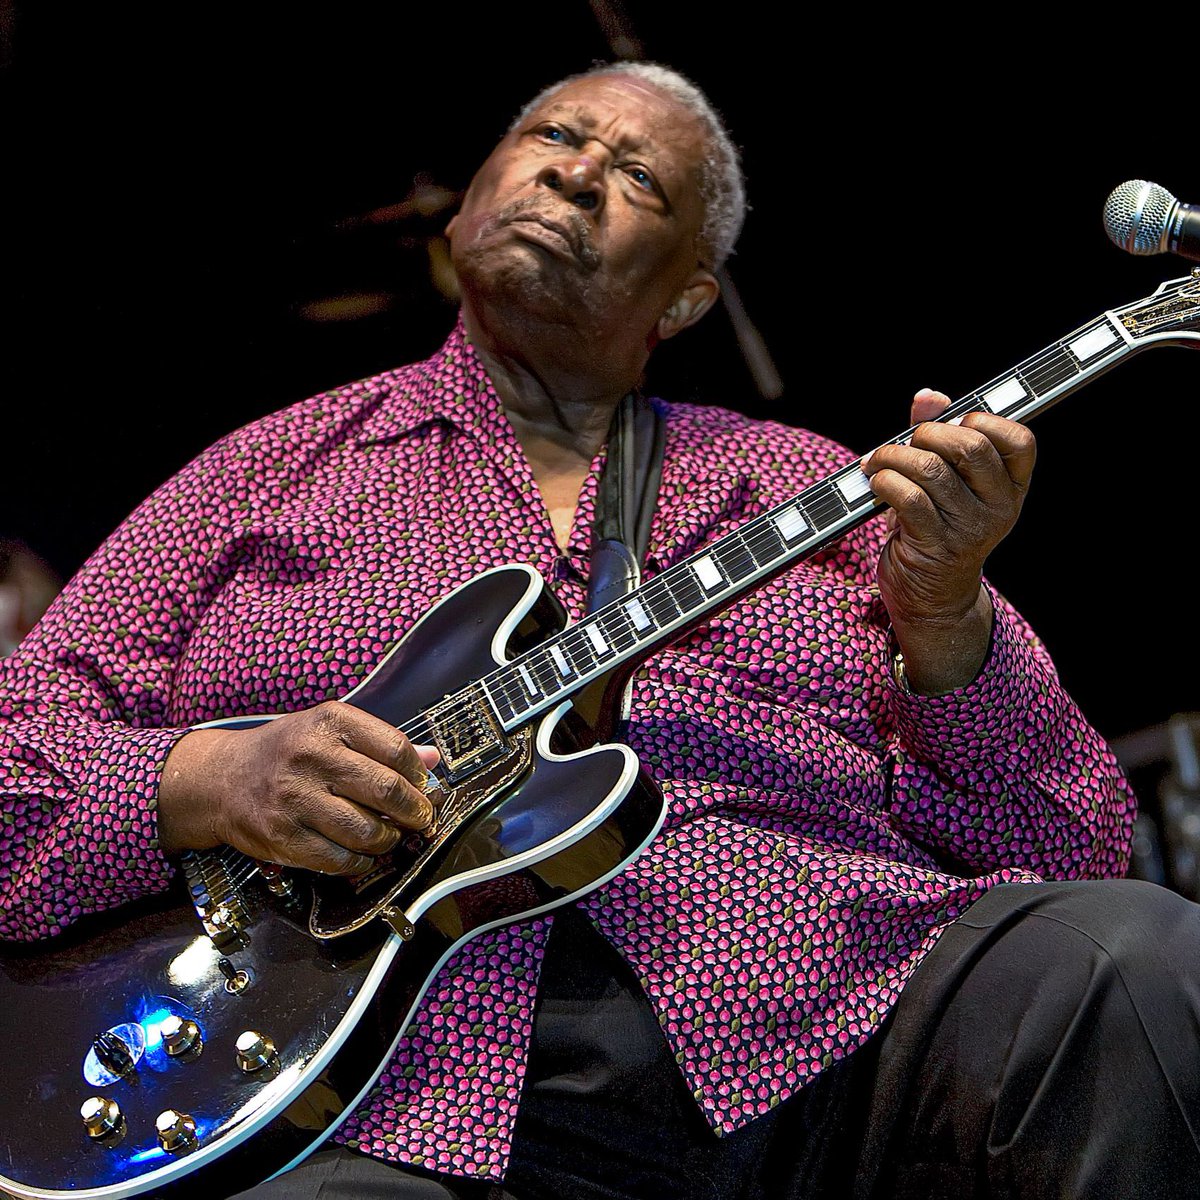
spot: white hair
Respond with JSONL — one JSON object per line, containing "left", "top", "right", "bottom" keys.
{"left": 512, "top": 61, "right": 747, "bottom": 270}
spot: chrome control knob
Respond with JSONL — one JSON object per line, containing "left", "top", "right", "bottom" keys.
{"left": 155, "top": 1109, "right": 197, "bottom": 1153}
{"left": 80, "top": 1096, "right": 122, "bottom": 1140}
{"left": 160, "top": 1015, "right": 202, "bottom": 1057}
{"left": 235, "top": 1030, "right": 277, "bottom": 1072}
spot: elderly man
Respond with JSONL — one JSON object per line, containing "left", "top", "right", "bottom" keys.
{"left": 1, "top": 62, "right": 1196, "bottom": 1200}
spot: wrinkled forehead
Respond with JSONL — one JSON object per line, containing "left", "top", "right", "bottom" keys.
{"left": 531, "top": 74, "right": 692, "bottom": 130}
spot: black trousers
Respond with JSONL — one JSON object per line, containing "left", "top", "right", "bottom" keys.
{"left": 230, "top": 879, "right": 1200, "bottom": 1199}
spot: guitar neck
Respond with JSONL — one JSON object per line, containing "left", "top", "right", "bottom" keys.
{"left": 480, "top": 280, "right": 1198, "bottom": 732}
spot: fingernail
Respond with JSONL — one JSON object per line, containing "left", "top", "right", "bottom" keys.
{"left": 415, "top": 744, "right": 442, "bottom": 767}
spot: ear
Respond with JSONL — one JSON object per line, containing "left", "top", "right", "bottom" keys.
{"left": 656, "top": 269, "right": 720, "bottom": 342}
{"left": 444, "top": 212, "right": 459, "bottom": 239}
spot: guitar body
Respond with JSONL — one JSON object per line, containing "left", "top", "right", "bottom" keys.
{"left": 2, "top": 272, "right": 1197, "bottom": 1198}
{"left": 0, "top": 565, "right": 666, "bottom": 1199}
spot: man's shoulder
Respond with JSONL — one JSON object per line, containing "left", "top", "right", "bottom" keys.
{"left": 209, "top": 345, "right": 446, "bottom": 464}
{"left": 657, "top": 398, "right": 859, "bottom": 486}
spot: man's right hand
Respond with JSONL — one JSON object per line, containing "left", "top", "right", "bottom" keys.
{"left": 156, "top": 701, "right": 441, "bottom": 875}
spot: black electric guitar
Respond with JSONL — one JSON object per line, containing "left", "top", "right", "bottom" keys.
{"left": 1, "top": 272, "right": 1197, "bottom": 1200}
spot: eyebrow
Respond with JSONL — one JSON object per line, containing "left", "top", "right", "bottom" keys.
{"left": 533, "top": 100, "right": 660, "bottom": 159}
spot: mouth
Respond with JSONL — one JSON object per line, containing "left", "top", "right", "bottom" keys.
{"left": 500, "top": 208, "right": 597, "bottom": 271}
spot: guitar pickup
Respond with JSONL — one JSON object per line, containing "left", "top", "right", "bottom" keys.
{"left": 427, "top": 687, "right": 509, "bottom": 784}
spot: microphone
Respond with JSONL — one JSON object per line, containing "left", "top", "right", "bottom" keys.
{"left": 1103, "top": 180, "right": 1200, "bottom": 262}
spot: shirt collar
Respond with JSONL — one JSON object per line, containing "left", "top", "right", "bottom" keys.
{"left": 353, "top": 315, "right": 513, "bottom": 448}
{"left": 350, "top": 318, "right": 758, "bottom": 572}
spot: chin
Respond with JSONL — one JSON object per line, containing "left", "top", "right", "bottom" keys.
{"left": 459, "top": 247, "right": 589, "bottom": 322}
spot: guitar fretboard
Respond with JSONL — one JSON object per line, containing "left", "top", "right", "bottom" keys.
{"left": 474, "top": 302, "right": 1156, "bottom": 730}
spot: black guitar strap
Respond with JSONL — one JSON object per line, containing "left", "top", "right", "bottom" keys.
{"left": 527, "top": 397, "right": 681, "bottom": 1166}
{"left": 585, "top": 392, "right": 665, "bottom": 615}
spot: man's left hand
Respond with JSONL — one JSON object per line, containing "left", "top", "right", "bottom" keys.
{"left": 861, "top": 388, "right": 1036, "bottom": 695}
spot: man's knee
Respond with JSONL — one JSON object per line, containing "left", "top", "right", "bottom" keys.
{"left": 986, "top": 878, "right": 1200, "bottom": 997}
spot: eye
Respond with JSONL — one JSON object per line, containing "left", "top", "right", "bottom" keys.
{"left": 623, "top": 165, "right": 656, "bottom": 193}
{"left": 536, "top": 123, "right": 569, "bottom": 144}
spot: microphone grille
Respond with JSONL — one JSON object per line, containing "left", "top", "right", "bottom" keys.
{"left": 1103, "top": 179, "right": 1177, "bottom": 255}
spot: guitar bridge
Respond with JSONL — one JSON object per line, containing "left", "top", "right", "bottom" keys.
{"left": 428, "top": 684, "right": 509, "bottom": 783}
{"left": 180, "top": 848, "right": 252, "bottom": 948}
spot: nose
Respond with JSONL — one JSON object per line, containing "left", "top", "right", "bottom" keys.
{"left": 537, "top": 155, "right": 605, "bottom": 214}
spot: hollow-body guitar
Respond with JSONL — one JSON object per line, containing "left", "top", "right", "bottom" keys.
{"left": 0, "top": 272, "right": 1197, "bottom": 1199}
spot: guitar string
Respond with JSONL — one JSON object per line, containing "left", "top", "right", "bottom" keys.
{"left": 204, "top": 292, "right": 1200, "bottom": 870}
{"left": 228, "top": 308, "right": 1169, "bottom": 755}
{"left": 393, "top": 325, "right": 1116, "bottom": 742}
{"left": 389, "top": 323, "right": 1134, "bottom": 747}
{"left": 211, "top": 298, "right": 1196, "bottom": 874}
{"left": 214, "top": 289, "right": 1200, "bottom": 761}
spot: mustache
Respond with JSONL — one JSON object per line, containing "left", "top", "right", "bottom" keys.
{"left": 489, "top": 196, "right": 600, "bottom": 271}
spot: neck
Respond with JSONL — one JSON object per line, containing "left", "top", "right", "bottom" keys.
{"left": 460, "top": 299, "right": 643, "bottom": 466}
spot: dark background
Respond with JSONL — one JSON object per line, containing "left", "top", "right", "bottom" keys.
{"left": 2, "top": 4, "right": 1197, "bottom": 753}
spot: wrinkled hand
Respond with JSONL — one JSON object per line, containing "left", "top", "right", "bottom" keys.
{"left": 157, "top": 701, "right": 441, "bottom": 875}
{"left": 861, "top": 388, "right": 1036, "bottom": 694}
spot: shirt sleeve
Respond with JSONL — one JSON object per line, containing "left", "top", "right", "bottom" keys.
{"left": 0, "top": 432, "right": 249, "bottom": 941}
{"left": 880, "top": 581, "right": 1135, "bottom": 879}
{"left": 762, "top": 419, "right": 1134, "bottom": 883}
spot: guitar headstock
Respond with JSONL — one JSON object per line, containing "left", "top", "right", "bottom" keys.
{"left": 1113, "top": 268, "right": 1200, "bottom": 347}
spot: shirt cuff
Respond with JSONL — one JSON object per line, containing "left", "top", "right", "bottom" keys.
{"left": 72, "top": 724, "right": 191, "bottom": 903}
{"left": 885, "top": 584, "right": 1062, "bottom": 779}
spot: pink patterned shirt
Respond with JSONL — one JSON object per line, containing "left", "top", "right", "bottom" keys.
{"left": 0, "top": 322, "right": 1134, "bottom": 1181}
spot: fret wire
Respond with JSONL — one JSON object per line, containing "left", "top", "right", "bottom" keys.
{"left": 1018, "top": 328, "right": 1098, "bottom": 374}
{"left": 602, "top": 606, "right": 639, "bottom": 651}
{"left": 1010, "top": 368, "right": 1038, "bottom": 399}
{"left": 741, "top": 524, "right": 790, "bottom": 571}
{"left": 490, "top": 677, "right": 518, "bottom": 721}
{"left": 529, "top": 652, "right": 557, "bottom": 694}
{"left": 541, "top": 648, "right": 566, "bottom": 688}
{"left": 692, "top": 551, "right": 729, "bottom": 592}
{"left": 645, "top": 577, "right": 682, "bottom": 624}
{"left": 547, "top": 637, "right": 577, "bottom": 679}
{"left": 489, "top": 672, "right": 514, "bottom": 713}
{"left": 654, "top": 571, "right": 684, "bottom": 616}
{"left": 621, "top": 598, "right": 651, "bottom": 637}
{"left": 473, "top": 311, "right": 1151, "bottom": 733}
{"left": 974, "top": 342, "right": 1077, "bottom": 403}
{"left": 747, "top": 520, "right": 786, "bottom": 565}
{"left": 581, "top": 616, "right": 615, "bottom": 658}
{"left": 562, "top": 627, "right": 595, "bottom": 672}
{"left": 1021, "top": 342, "right": 1080, "bottom": 377}
{"left": 1027, "top": 364, "right": 1080, "bottom": 396}
{"left": 505, "top": 672, "right": 532, "bottom": 712}
{"left": 1028, "top": 345, "right": 1079, "bottom": 370}
{"left": 620, "top": 592, "right": 658, "bottom": 635}
{"left": 507, "top": 669, "right": 531, "bottom": 706}
{"left": 513, "top": 662, "right": 539, "bottom": 700}
{"left": 605, "top": 604, "right": 636, "bottom": 640}
{"left": 802, "top": 483, "right": 849, "bottom": 530}
{"left": 665, "top": 565, "right": 705, "bottom": 614}
{"left": 653, "top": 569, "right": 688, "bottom": 618}
{"left": 714, "top": 535, "right": 756, "bottom": 582}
